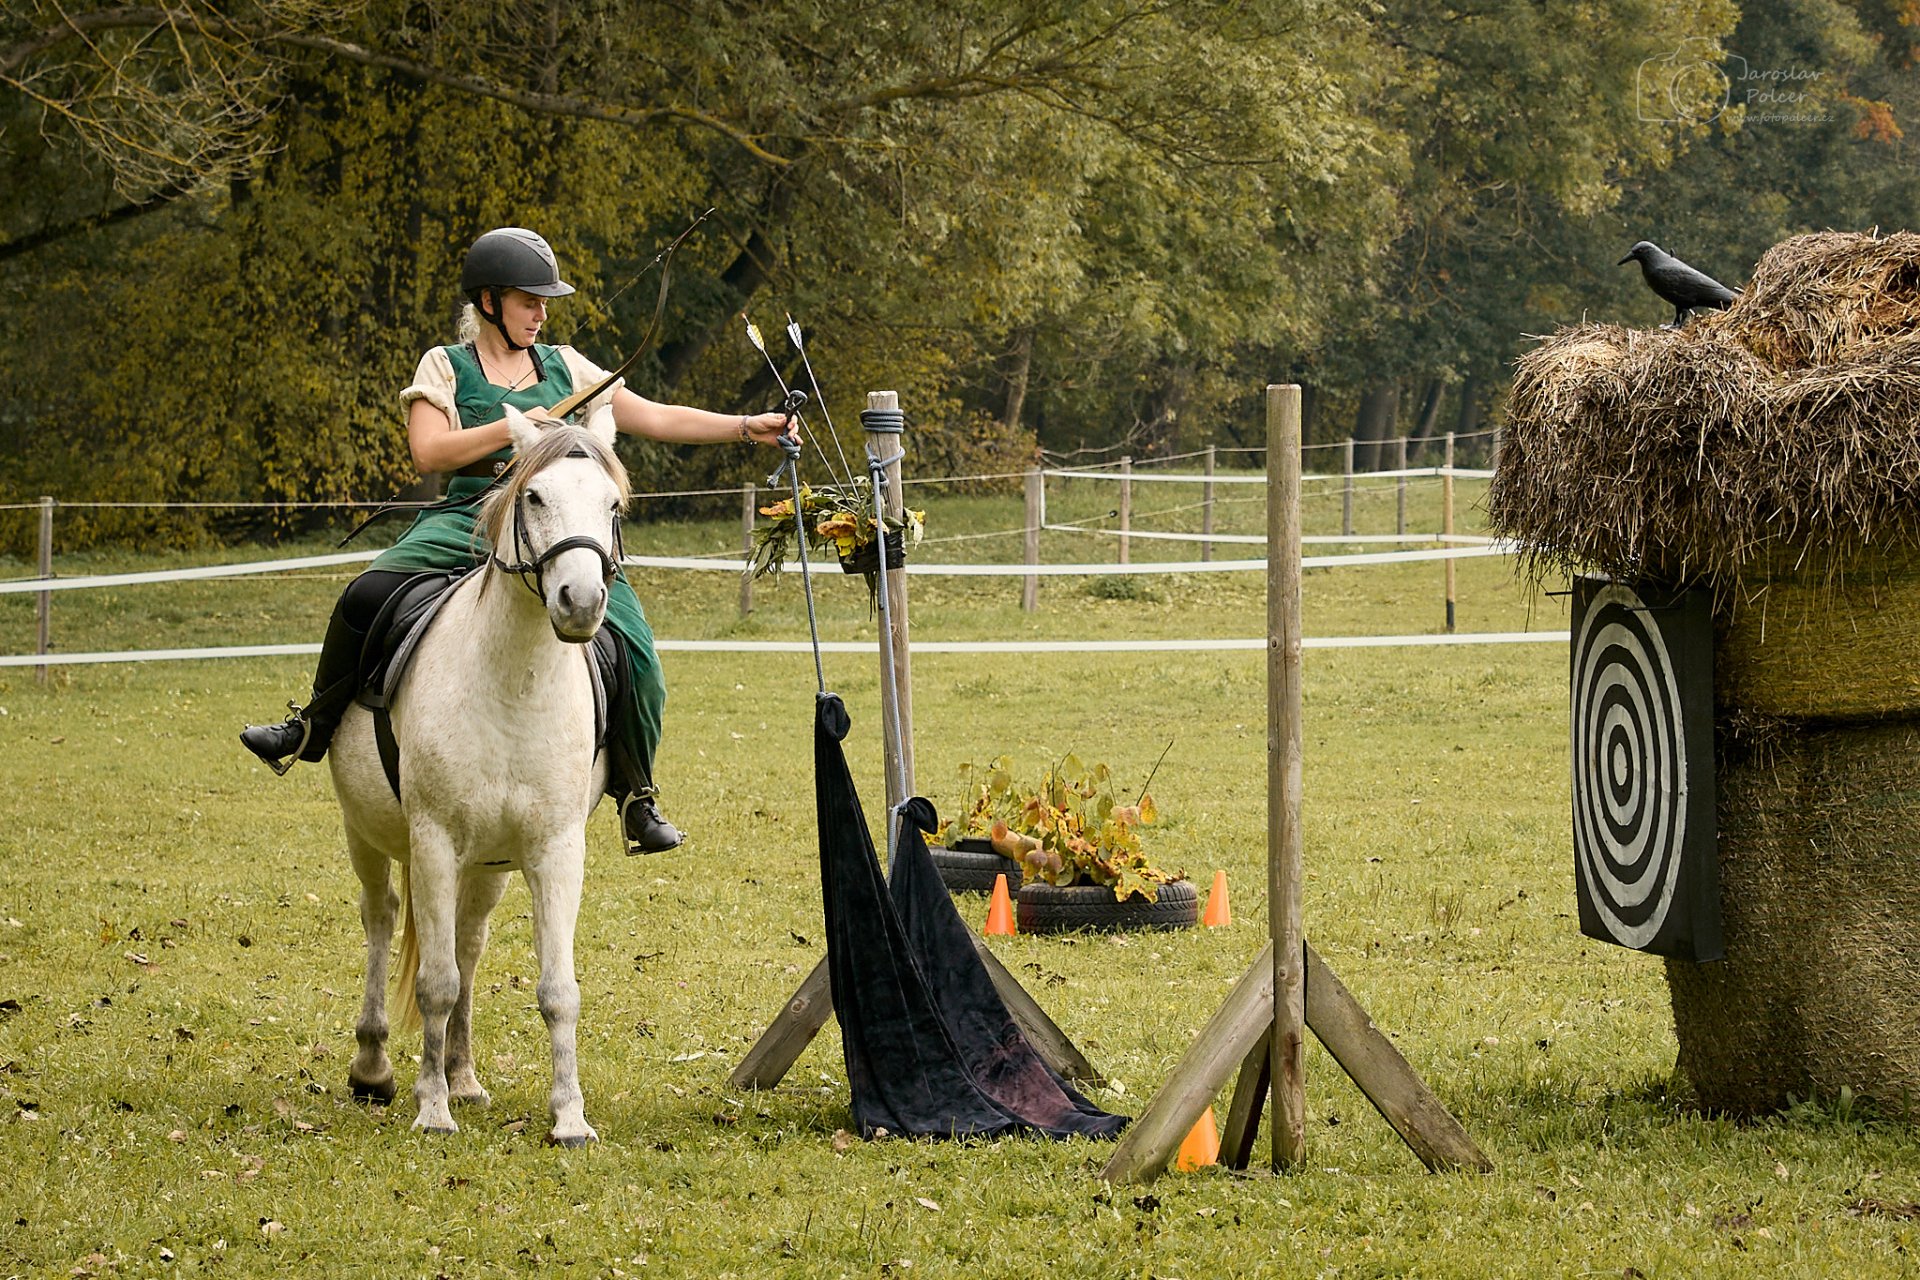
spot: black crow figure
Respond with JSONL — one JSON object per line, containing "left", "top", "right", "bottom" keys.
{"left": 1619, "top": 241, "right": 1738, "bottom": 328}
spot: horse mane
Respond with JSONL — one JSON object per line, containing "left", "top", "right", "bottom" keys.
{"left": 477, "top": 424, "right": 631, "bottom": 552}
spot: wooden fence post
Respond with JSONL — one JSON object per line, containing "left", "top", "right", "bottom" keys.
{"left": 739, "top": 482, "right": 755, "bottom": 618}
{"left": 1023, "top": 468, "right": 1041, "bottom": 613}
{"left": 1443, "top": 432, "right": 1457, "bottom": 633}
{"left": 1118, "top": 456, "right": 1132, "bottom": 565}
{"left": 864, "top": 392, "right": 915, "bottom": 811}
{"left": 1395, "top": 437, "right": 1408, "bottom": 537}
{"left": 1342, "top": 438, "right": 1354, "bottom": 538}
{"left": 1201, "top": 444, "right": 1216, "bottom": 563}
{"left": 36, "top": 496, "right": 53, "bottom": 685}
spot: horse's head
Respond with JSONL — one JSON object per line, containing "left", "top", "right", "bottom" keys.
{"left": 481, "top": 407, "right": 631, "bottom": 643}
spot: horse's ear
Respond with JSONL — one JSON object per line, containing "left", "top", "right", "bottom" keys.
{"left": 505, "top": 405, "right": 543, "bottom": 457}
{"left": 584, "top": 404, "right": 617, "bottom": 451}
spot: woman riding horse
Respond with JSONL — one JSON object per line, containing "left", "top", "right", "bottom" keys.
{"left": 241, "top": 227, "right": 793, "bottom": 853}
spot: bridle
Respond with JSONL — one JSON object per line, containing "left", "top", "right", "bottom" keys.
{"left": 489, "top": 445, "right": 626, "bottom": 600}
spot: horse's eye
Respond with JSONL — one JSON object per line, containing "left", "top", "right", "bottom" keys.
{"left": 527, "top": 491, "right": 545, "bottom": 508}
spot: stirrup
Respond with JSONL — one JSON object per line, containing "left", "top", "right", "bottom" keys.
{"left": 620, "top": 789, "right": 684, "bottom": 856}
{"left": 249, "top": 702, "right": 312, "bottom": 777}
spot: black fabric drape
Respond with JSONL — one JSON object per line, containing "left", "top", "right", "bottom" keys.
{"left": 815, "top": 692, "right": 1127, "bottom": 1141}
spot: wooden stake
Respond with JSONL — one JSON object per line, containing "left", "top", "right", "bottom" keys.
{"left": 36, "top": 496, "right": 52, "bottom": 685}
{"left": 864, "top": 391, "right": 915, "bottom": 810}
{"left": 1023, "top": 468, "right": 1041, "bottom": 613}
{"left": 1201, "top": 445, "right": 1216, "bottom": 563}
{"left": 1443, "top": 431, "right": 1456, "bottom": 634}
{"left": 1268, "top": 384, "right": 1307, "bottom": 1170}
{"left": 1118, "top": 456, "right": 1132, "bottom": 566}
{"left": 739, "top": 482, "right": 755, "bottom": 619}
{"left": 1395, "top": 437, "right": 1408, "bottom": 537}
{"left": 1341, "top": 437, "right": 1354, "bottom": 538}
{"left": 1218, "top": 1026, "right": 1272, "bottom": 1169}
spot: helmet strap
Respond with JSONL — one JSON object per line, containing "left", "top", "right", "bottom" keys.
{"left": 477, "top": 288, "right": 530, "bottom": 353}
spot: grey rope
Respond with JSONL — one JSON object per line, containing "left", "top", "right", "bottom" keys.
{"left": 773, "top": 436, "right": 828, "bottom": 696}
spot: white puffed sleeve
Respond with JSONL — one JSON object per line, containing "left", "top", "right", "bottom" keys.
{"left": 399, "top": 347, "right": 458, "bottom": 422}
{"left": 557, "top": 346, "right": 625, "bottom": 418}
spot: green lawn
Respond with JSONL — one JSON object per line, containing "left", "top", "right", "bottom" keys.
{"left": 1, "top": 474, "right": 1915, "bottom": 1278}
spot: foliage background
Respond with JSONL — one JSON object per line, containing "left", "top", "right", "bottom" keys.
{"left": 2, "top": 0, "right": 1918, "bottom": 550}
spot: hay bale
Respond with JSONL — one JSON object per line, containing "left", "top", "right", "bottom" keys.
{"left": 1491, "top": 230, "right": 1920, "bottom": 596}
{"left": 1497, "top": 230, "right": 1920, "bottom": 1120}
{"left": 1715, "top": 553, "right": 1920, "bottom": 719}
{"left": 1669, "top": 722, "right": 1920, "bottom": 1120}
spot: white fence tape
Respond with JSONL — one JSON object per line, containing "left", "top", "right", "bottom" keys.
{"left": 1043, "top": 467, "right": 1496, "bottom": 485}
{"left": 0, "top": 630, "right": 1570, "bottom": 668}
{"left": 1043, "top": 526, "right": 1497, "bottom": 547}
{"left": 0, "top": 540, "right": 1522, "bottom": 594}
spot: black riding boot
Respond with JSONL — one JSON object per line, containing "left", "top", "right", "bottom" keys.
{"left": 592, "top": 629, "right": 683, "bottom": 854}
{"left": 240, "top": 601, "right": 368, "bottom": 772}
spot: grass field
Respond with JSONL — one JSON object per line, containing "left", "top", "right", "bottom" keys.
{"left": 2, "top": 472, "right": 1918, "bottom": 1278}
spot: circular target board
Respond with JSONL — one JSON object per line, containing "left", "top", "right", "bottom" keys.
{"left": 1570, "top": 579, "right": 1718, "bottom": 957}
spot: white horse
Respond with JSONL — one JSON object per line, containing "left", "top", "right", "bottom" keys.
{"left": 328, "top": 408, "right": 627, "bottom": 1144}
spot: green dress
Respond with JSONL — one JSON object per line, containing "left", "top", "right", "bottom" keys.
{"left": 371, "top": 343, "right": 665, "bottom": 788}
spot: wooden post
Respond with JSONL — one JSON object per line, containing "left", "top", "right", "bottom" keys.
{"left": 1023, "top": 468, "right": 1041, "bottom": 612}
{"left": 1268, "top": 385, "right": 1307, "bottom": 1170}
{"left": 1201, "top": 445, "right": 1216, "bottom": 563}
{"left": 1443, "top": 432, "right": 1457, "bottom": 633}
{"left": 1098, "top": 382, "right": 1488, "bottom": 1187}
{"left": 1118, "top": 456, "right": 1132, "bottom": 565}
{"left": 739, "top": 482, "right": 755, "bottom": 618}
{"left": 1395, "top": 437, "right": 1408, "bottom": 537}
{"left": 1341, "top": 438, "right": 1354, "bottom": 538}
{"left": 864, "top": 392, "right": 915, "bottom": 811}
{"left": 35, "top": 497, "right": 53, "bottom": 685}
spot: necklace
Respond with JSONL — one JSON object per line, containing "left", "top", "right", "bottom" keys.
{"left": 476, "top": 345, "right": 536, "bottom": 390}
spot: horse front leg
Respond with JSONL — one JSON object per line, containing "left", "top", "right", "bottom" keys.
{"left": 406, "top": 826, "right": 463, "bottom": 1134}
{"left": 446, "top": 869, "right": 509, "bottom": 1107}
{"left": 345, "top": 832, "right": 398, "bottom": 1104}
{"left": 523, "top": 838, "right": 596, "bottom": 1146}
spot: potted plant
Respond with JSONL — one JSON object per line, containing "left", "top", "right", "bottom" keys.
{"left": 939, "top": 753, "right": 1194, "bottom": 931}
{"left": 749, "top": 479, "right": 925, "bottom": 604}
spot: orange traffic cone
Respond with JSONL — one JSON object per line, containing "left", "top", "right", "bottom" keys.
{"left": 984, "top": 873, "right": 1016, "bottom": 936}
{"left": 1174, "top": 1105, "right": 1220, "bottom": 1171}
{"left": 1203, "top": 870, "right": 1232, "bottom": 927}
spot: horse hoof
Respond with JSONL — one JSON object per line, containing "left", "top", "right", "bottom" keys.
{"left": 546, "top": 1131, "right": 597, "bottom": 1148}
{"left": 418, "top": 1123, "right": 459, "bottom": 1136}
{"left": 349, "top": 1075, "right": 397, "bottom": 1105}
{"left": 449, "top": 1087, "right": 492, "bottom": 1108}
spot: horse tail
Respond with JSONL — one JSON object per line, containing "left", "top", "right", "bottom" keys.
{"left": 394, "top": 862, "right": 421, "bottom": 1031}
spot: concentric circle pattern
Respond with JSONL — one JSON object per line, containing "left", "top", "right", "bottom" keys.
{"left": 1572, "top": 583, "right": 1689, "bottom": 949}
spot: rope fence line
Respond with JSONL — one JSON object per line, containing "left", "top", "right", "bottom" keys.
{"left": 0, "top": 629, "right": 1569, "bottom": 669}
{"left": 0, "top": 541, "right": 1524, "bottom": 595}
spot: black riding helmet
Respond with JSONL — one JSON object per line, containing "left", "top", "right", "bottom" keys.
{"left": 462, "top": 227, "right": 575, "bottom": 351}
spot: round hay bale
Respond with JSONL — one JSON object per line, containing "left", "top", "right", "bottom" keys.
{"left": 1716, "top": 553, "right": 1920, "bottom": 719}
{"left": 1668, "top": 721, "right": 1920, "bottom": 1119}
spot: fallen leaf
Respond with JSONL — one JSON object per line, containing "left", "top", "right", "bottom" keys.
{"left": 915, "top": 1197, "right": 940, "bottom": 1213}
{"left": 832, "top": 1129, "right": 856, "bottom": 1153}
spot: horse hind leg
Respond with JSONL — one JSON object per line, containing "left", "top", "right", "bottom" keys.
{"left": 446, "top": 869, "right": 509, "bottom": 1107}
{"left": 524, "top": 841, "right": 596, "bottom": 1146}
{"left": 345, "top": 831, "right": 399, "bottom": 1105}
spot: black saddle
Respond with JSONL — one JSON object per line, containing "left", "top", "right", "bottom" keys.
{"left": 354, "top": 568, "right": 611, "bottom": 798}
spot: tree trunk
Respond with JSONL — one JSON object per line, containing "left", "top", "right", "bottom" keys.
{"left": 1352, "top": 383, "right": 1399, "bottom": 472}
{"left": 1456, "top": 374, "right": 1482, "bottom": 438}
{"left": 656, "top": 179, "right": 798, "bottom": 391}
{"left": 1415, "top": 378, "right": 1445, "bottom": 438}
{"left": 1002, "top": 327, "right": 1035, "bottom": 431}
